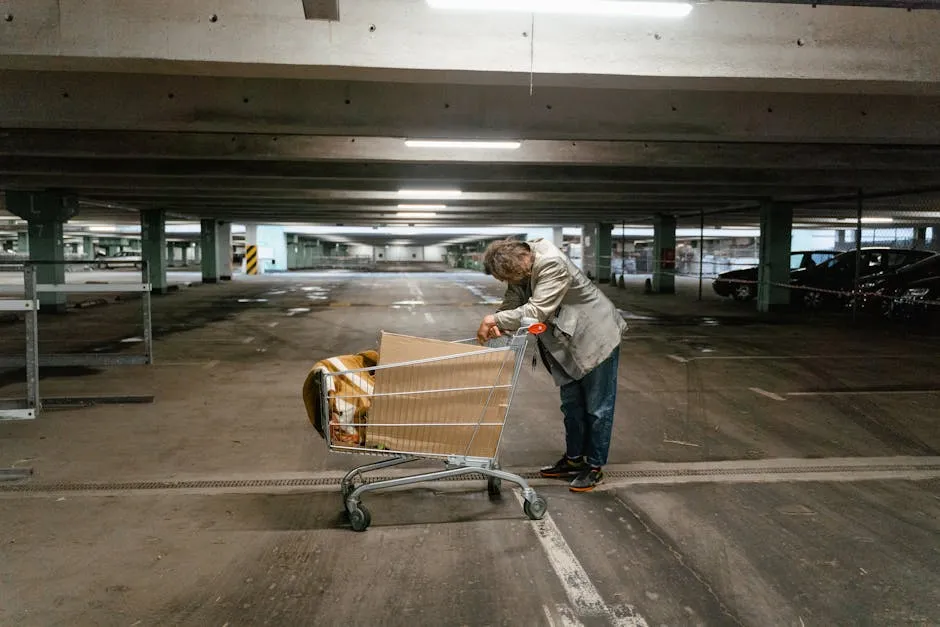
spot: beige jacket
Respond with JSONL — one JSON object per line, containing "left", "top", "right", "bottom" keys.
{"left": 494, "top": 239, "right": 627, "bottom": 383}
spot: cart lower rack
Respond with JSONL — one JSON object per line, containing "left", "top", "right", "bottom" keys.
{"left": 314, "top": 322, "right": 548, "bottom": 531}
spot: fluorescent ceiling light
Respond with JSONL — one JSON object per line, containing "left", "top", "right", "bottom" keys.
{"left": 836, "top": 217, "right": 894, "bottom": 224}
{"left": 397, "top": 204, "right": 447, "bottom": 210}
{"left": 397, "top": 189, "right": 462, "bottom": 199}
{"left": 427, "top": 0, "right": 693, "bottom": 18}
{"left": 397, "top": 212, "right": 438, "bottom": 218}
{"left": 88, "top": 226, "right": 118, "bottom": 233}
{"left": 405, "top": 139, "right": 522, "bottom": 150}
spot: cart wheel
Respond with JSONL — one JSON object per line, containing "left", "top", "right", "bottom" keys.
{"left": 348, "top": 505, "right": 371, "bottom": 532}
{"left": 523, "top": 496, "right": 547, "bottom": 521}
{"left": 487, "top": 477, "right": 502, "bottom": 497}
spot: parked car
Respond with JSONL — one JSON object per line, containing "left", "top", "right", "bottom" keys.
{"left": 95, "top": 251, "right": 143, "bottom": 270}
{"left": 855, "top": 253, "right": 940, "bottom": 316}
{"left": 891, "top": 275, "right": 940, "bottom": 327}
{"left": 790, "top": 247, "right": 936, "bottom": 310}
{"left": 712, "top": 250, "right": 837, "bottom": 301}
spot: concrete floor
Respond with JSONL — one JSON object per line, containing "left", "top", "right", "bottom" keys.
{"left": 1, "top": 270, "right": 939, "bottom": 626}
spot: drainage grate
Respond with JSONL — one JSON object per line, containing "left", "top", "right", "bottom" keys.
{"left": 0, "top": 464, "right": 937, "bottom": 493}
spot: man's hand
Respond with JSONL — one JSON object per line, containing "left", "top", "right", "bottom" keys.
{"left": 476, "top": 314, "right": 502, "bottom": 345}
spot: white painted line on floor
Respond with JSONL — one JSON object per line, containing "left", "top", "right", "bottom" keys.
{"left": 514, "top": 491, "right": 649, "bottom": 627}
{"left": 667, "top": 354, "right": 688, "bottom": 363}
{"left": 749, "top": 387, "right": 787, "bottom": 401}
{"left": 242, "top": 336, "right": 256, "bottom": 344}
{"left": 424, "top": 312, "right": 436, "bottom": 324}
{"left": 787, "top": 389, "right": 940, "bottom": 397}
{"left": 685, "top": 354, "right": 920, "bottom": 362}
{"left": 268, "top": 322, "right": 279, "bottom": 328}
{"left": 543, "top": 604, "right": 586, "bottom": 627}
{"left": 203, "top": 360, "right": 220, "bottom": 370}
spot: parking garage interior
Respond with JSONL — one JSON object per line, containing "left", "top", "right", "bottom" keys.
{"left": 2, "top": 1, "right": 940, "bottom": 626}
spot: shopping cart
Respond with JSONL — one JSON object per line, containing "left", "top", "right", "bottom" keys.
{"left": 315, "top": 320, "right": 549, "bottom": 531}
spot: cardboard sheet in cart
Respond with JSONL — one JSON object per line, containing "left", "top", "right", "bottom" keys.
{"left": 366, "top": 332, "right": 515, "bottom": 458}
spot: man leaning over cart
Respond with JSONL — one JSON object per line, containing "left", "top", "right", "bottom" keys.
{"left": 477, "top": 238, "right": 628, "bottom": 492}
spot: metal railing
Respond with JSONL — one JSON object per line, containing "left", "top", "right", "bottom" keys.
{"left": 0, "top": 261, "right": 153, "bottom": 421}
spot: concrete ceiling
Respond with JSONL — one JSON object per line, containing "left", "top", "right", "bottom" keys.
{"left": 1, "top": 0, "right": 940, "bottom": 238}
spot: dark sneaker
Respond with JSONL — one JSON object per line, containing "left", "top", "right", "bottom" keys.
{"left": 569, "top": 467, "right": 604, "bottom": 492}
{"left": 540, "top": 456, "right": 588, "bottom": 478}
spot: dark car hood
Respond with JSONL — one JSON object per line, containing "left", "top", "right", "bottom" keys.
{"left": 716, "top": 267, "right": 757, "bottom": 279}
{"left": 908, "top": 275, "right": 940, "bottom": 290}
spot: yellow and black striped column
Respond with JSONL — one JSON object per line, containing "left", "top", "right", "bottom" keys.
{"left": 246, "top": 245, "right": 259, "bottom": 275}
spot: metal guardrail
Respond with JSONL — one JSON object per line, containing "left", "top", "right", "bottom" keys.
{"left": 0, "top": 261, "right": 153, "bottom": 421}
{"left": 0, "top": 266, "right": 40, "bottom": 420}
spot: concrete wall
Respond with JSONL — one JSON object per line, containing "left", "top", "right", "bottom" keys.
{"left": 379, "top": 246, "right": 424, "bottom": 262}
{"left": 423, "top": 246, "right": 445, "bottom": 262}
{"left": 792, "top": 230, "right": 837, "bottom": 251}
{"left": 256, "top": 225, "right": 288, "bottom": 271}
{"left": 349, "top": 244, "right": 373, "bottom": 258}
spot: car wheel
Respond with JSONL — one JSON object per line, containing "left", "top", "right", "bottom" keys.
{"left": 880, "top": 297, "right": 894, "bottom": 319}
{"left": 733, "top": 285, "right": 755, "bottom": 301}
{"left": 804, "top": 290, "right": 824, "bottom": 310}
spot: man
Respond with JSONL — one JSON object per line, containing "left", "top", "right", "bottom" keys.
{"left": 477, "top": 238, "right": 627, "bottom": 492}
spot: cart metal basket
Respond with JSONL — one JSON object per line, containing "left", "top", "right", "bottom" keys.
{"left": 316, "top": 321, "right": 548, "bottom": 531}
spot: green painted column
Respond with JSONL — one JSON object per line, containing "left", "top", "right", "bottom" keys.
{"left": 17, "top": 232, "right": 29, "bottom": 254}
{"left": 140, "top": 209, "right": 168, "bottom": 295}
{"left": 596, "top": 222, "right": 613, "bottom": 283}
{"left": 83, "top": 236, "right": 94, "bottom": 261}
{"left": 5, "top": 191, "right": 79, "bottom": 313}
{"left": 757, "top": 201, "right": 793, "bottom": 313}
{"left": 652, "top": 214, "right": 677, "bottom": 294}
{"left": 217, "top": 222, "right": 232, "bottom": 280}
{"left": 200, "top": 219, "right": 220, "bottom": 283}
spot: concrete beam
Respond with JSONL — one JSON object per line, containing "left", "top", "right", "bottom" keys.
{"left": 1, "top": 1, "right": 940, "bottom": 88}
{"left": 4, "top": 156, "right": 938, "bottom": 190}
{"left": 301, "top": 0, "right": 339, "bottom": 21}
{"left": 2, "top": 130, "right": 940, "bottom": 170}
{"left": 2, "top": 71, "right": 940, "bottom": 143}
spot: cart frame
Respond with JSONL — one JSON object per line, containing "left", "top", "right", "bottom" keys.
{"left": 316, "top": 322, "right": 548, "bottom": 531}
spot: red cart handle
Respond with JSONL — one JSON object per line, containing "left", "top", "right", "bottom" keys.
{"left": 528, "top": 322, "right": 547, "bottom": 335}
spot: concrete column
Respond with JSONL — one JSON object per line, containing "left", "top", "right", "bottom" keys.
{"left": 16, "top": 231, "right": 28, "bottom": 254}
{"left": 652, "top": 214, "right": 677, "bottom": 294}
{"left": 757, "top": 201, "right": 793, "bottom": 313}
{"left": 200, "top": 219, "right": 220, "bottom": 283}
{"left": 913, "top": 227, "right": 928, "bottom": 250}
{"left": 217, "top": 222, "right": 233, "bottom": 280}
{"left": 552, "top": 227, "right": 564, "bottom": 248}
{"left": 243, "top": 223, "right": 258, "bottom": 274}
{"left": 181, "top": 243, "right": 189, "bottom": 266}
{"left": 584, "top": 222, "right": 613, "bottom": 283}
{"left": 83, "top": 236, "right": 94, "bottom": 261}
{"left": 5, "top": 191, "right": 79, "bottom": 313}
{"left": 193, "top": 243, "right": 201, "bottom": 264}
{"left": 140, "top": 209, "right": 168, "bottom": 295}
{"left": 931, "top": 226, "right": 940, "bottom": 252}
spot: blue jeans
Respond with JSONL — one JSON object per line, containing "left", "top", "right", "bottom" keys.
{"left": 559, "top": 348, "right": 620, "bottom": 468}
